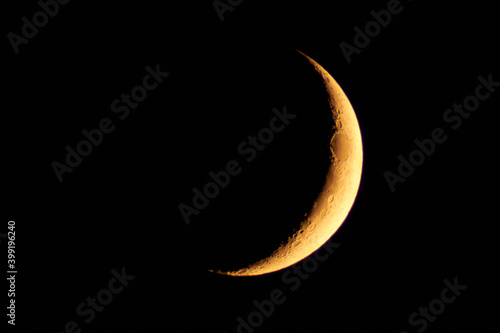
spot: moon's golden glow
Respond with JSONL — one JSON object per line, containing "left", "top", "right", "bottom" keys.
{"left": 211, "top": 50, "right": 363, "bottom": 276}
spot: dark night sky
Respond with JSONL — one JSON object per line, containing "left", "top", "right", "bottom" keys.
{"left": 2, "top": 1, "right": 498, "bottom": 332}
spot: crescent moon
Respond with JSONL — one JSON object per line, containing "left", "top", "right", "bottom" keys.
{"left": 211, "top": 50, "right": 363, "bottom": 276}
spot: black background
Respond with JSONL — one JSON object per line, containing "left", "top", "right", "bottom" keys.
{"left": 2, "top": 0, "right": 498, "bottom": 332}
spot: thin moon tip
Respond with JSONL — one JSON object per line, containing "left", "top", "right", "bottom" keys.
{"left": 207, "top": 269, "right": 234, "bottom": 276}
{"left": 208, "top": 268, "right": 250, "bottom": 277}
